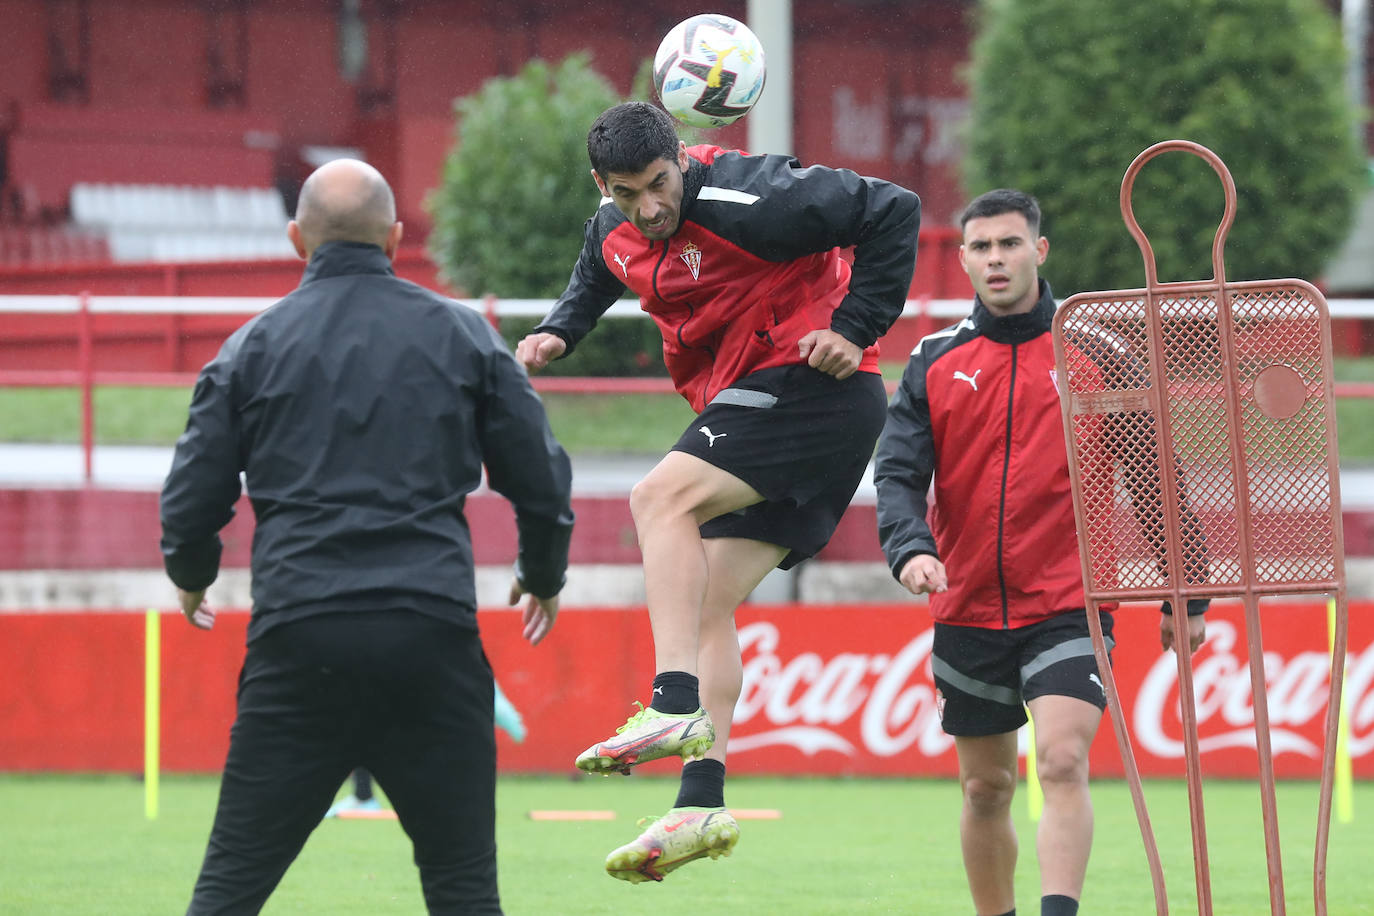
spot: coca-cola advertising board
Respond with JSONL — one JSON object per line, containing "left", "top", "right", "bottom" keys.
{"left": 0, "top": 600, "right": 1370, "bottom": 776}
{"left": 481, "top": 599, "right": 1374, "bottom": 780}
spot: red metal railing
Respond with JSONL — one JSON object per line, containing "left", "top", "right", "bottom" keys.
{"left": 2, "top": 291, "right": 1372, "bottom": 483}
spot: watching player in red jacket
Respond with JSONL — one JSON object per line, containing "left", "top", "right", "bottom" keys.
{"left": 874, "top": 189, "right": 1207, "bottom": 916}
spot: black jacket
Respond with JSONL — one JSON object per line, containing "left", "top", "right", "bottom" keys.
{"left": 160, "top": 241, "right": 574, "bottom": 642}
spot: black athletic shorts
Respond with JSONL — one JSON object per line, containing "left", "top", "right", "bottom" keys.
{"left": 671, "top": 364, "right": 887, "bottom": 570}
{"left": 932, "top": 611, "right": 1115, "bottom": 737}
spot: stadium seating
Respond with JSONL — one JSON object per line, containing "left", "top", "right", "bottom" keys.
{"left": 0, "top": 225, "right": 110, "bottom": 267}
{"left": 68, "top": 183, "right": 294, "bottom": 263}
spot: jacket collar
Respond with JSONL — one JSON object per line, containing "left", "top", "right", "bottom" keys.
{"left": 300, "top": 241, "right": 396, "bottom": 285}
{"left": 972, "top": 279, "right": 1056, "bottom": 344}
{"left": 679, "top": 158, "right": 708, "bottom": 225}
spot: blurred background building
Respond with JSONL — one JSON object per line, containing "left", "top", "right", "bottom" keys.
{"left": 2, "top": 0, "right": 1369, "bottom": 288}
{"left": 0, "top": 0, "right": 975, "bottom": 269}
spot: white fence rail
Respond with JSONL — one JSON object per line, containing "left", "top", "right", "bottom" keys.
{"left": 4, "top": 295, "right": 1374, "bottom": 320}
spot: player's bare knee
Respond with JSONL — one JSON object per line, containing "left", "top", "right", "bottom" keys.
{"left": 962, "top": 770, "right": 1016, "bottom": 815}
{"left": 628, "top": 475, "right": 680, "bottom": 530}
{"left": 630, "top": 471, "right": 717, "bottom": 533}
{"left": 1033, "top": 744, "right": 1090, "bottom": 788}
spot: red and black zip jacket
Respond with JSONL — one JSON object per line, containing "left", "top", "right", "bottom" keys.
{"left": 874, "top": 281, "right": 1210, "bottom": 629}
{"left": 536, "top": 144, "right": 921, "bottom": 412}
{"left": 876, "top": 282, "right": 1098, "bottom": 629}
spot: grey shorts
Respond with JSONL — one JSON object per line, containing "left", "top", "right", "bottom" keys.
{"left": 672, "top": 365, "right": 887, "bottom": 570}
{"left": 932, "top": 611, "right": 1115, "bottom": 736}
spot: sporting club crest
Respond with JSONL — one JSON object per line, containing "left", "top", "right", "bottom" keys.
{"left": 679, "top": 241, "right": 702, "bottom": 280}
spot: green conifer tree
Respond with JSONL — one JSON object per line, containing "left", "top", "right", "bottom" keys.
{"left": 963, "top": 0, "right": 1364, "bottom": 294}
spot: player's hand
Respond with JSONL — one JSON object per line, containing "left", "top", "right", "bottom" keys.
{"left": 510, "top": 578, "right": 559, "bottom": 646}
{"left": 177, "top": 587, "right": 215, "bottom": 630}
{"left": 1160, "top": 611, "right": 1206, "bottom": 654}
{"left": 515, "top": 333, "right": 567, "bottom": 373}
{"left": 798, "top": 329, "right": 862, "bottom": 379}
{"left": 898, "top": 554, "right": 947, "bottom": 596}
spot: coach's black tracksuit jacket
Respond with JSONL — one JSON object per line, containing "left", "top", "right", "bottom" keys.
{"left": 160, "top": 241, "right": 574, "bottom": 642}
{"left": 536, "top": 144, "right": 921, "bottom": 411}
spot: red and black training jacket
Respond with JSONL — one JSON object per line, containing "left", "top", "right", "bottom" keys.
{"left": 874, "top": 280, "right": 1210, "bottom": 629}
{"left": 536, "top": 144, "right": 921, "bottom": 412}
{"left": 877, "top": 282, "right": 1102, "bottom": 629}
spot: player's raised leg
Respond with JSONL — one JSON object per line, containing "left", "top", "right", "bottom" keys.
{"left": 604, "top": 536, "right": 785, "bottom": 883}
{"left": 695, "top": 537, "right": 787, "bottom": 768}
{"left": 955, "top": 732, "right": 1020, "bottom": 916}
{"left": 575, "top": 453, "right": 765, "bottom": 775}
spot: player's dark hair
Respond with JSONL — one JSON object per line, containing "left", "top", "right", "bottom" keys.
{"left": 957, "top": 189, "right": 1042, "bottom": 236}
{"left": 587, "top": 101, "right": 680, "bottom": 179}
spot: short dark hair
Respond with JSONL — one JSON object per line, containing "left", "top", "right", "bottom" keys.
{"left": 587, "top": 102, "right": 680, "bottom": 178}
{"left": 957, "top": 189, "right": 1042, "bottom": 236}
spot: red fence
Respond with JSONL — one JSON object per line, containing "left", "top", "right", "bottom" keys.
{"left": 0, "top": 233, "right": 975, "bottom": 481}
{"left": 0, "top": 601, "right": 1368, "bottom": 777}
{"left": 9, "top": 486, "right": 1374, "bottom": 570}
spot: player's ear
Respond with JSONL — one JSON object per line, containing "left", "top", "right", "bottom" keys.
{"left": 287, "top": 221, "right": 308, "bottom": 260}
{"left": 591, "top": 168, "right": 609, "bottom": 198}
{"left": 1035, "top": 236, "right": 1049, "bottom": 265}
{"left": 677, "top": 142, "right": 690, "bottom": 170}
{"left": 383, "top": 221, "right": 404, "bottom": 260}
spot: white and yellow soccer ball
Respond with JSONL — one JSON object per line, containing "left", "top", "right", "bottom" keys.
{"left": 652, "top": 13, "right": 766, "bottom": 129}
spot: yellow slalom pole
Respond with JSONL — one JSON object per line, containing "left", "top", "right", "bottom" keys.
{"left": 1026, "top": 709, "right": 1043, "bottom": 822}
{"left": 145, "top": 609, "right": 160, "bottom": 821}
{"left": 1327, "top": 599, "right": 1353, "bottom": 824}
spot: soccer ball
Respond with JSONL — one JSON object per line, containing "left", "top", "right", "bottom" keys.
{"left": 653, "top": 14, "right": 766, "bottom": 128}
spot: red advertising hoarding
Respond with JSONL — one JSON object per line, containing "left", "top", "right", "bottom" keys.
{"left": 1, "top": 601, "right": 1369, "bottom": 779}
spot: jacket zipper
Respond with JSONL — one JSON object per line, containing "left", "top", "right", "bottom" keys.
{"left": 996, "top": 342, "right": 1018, "bottom": 628}
{"left": 650, "top": 239, "right": 714, "bottom": 359}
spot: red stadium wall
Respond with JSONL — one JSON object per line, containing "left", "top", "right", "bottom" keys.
{"left": 0, "top": 490, "right": 643, "bottom": 572}
{"left": 6, "top": 105, "right": 279, "bottom": 212}
{"left": 8, "top": 489, "right": 1374, "bottom": 573}
{"left": 0, "top": 0, "right": 975, "bottom": 233}
{"left": 1, "top": 602, "right": 1370, "bottom": 778}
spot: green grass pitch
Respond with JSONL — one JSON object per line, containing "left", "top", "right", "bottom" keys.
{"left": 1, "top": 773, "right": 1371, "bottom": 914}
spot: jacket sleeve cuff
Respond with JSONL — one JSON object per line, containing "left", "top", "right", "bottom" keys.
{"left": 532, "top": 326, "right": 576, "bottom": 359}
{"left": 162, "top": 538, "right": 223, "bottom": 592}
{"left": 1160, "top": 599, "right": 1210, "bottom": 617}
{"left": 890, "top": 548, "right": 937, "bottom": 582}
{"left": 829, "top": 311, "right": 876, "bottom": 350}
{"left": 513, "top": 514, "right": 573, "bottom": 599}
{"left": 513, "top": 560, "right": 567, "bottom": 600}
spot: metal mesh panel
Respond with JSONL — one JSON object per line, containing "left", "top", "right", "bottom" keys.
{"left": 1059, "top": 294, "right": 1164, "bottom": 594}
{"left": 1053, "top": 139, "right": 1348, "bottom": 916}
{"left": 1055, "top": 281, "right": 1341, "bottom": 600}
{"left": 1230, "top": 284, "right": 1339, "bottom": 585}
{"left": 1157, "top": 293, "right": 1244, "bottom": 590}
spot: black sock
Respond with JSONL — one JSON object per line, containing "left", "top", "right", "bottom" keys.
{"left": 649, "top": 671, "right": 699, "bottom": 714}
{"left": 673, "top": 758, "right": 725, "bottom": 809}
{"left": 1041, "top": 895, "right": 1078, "bottom": 916}
{"left": 988, "top": 909, "right": 1015, "bottom": 916}
{"left": 353, "top": 769, "right": 373, "bottom": 801}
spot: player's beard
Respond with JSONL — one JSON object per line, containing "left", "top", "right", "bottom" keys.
{"left": 638, "top": 208, "right": 679, "bottom": 240}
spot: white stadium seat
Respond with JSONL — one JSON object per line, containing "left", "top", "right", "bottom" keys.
{"left": 68, "top": 182, "right": 293, "bottom": 263}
